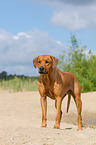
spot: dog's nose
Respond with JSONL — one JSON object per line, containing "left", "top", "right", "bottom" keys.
{"left": 40, "top": 66, "right": 44, "bottom": 71}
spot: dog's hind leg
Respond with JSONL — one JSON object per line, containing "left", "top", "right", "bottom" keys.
{"left": 73, "top": 86, "right": 82, "bottom": 130}
{"left": 75, "top": 95, "right": 82, "bottom": 130}
{"left": 66, "top": 94, "right": 71, "bottom": 113}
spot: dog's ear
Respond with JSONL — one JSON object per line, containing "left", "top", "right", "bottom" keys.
{"left": 33, "top": 57, "right": 38, "bottom": 68}
{"left": 52, "top": 56, "right": 59, "bottom": 68}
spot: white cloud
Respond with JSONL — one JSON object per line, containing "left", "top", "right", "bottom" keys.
{"left": 0, "top": 29, "right": 65, "bottom": 76}
{"left": 13, "top": 32, "right": 31, "bottom": 40}
{"left": 30, "top": 0, "right": 96, "bottom": 30}
{"left": 51, "top": 4, "right": 96, "bottom": 31}
{"left": 51, "top": 9, "right": 87, "bottom": 31}
{"left": 56, "top": 40, "right": 62, "bottom": 45}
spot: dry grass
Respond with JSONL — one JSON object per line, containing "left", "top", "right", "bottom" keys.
{"left": 0, "top": 76, "right": 38, "bottom": 92}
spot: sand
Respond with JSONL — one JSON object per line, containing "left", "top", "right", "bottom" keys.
{"left": 0, "top": 90, "right": 96, "bottom": 145}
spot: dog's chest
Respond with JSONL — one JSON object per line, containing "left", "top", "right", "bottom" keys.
{"left": 45, "top": 85, "right": 55, "bottom": 99}
{"left": 39, "top": 75, "right": 55, "bottom": 99}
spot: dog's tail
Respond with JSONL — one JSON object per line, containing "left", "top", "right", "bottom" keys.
{"left": 66, "top": 95, "right": 71, "bottom": 113}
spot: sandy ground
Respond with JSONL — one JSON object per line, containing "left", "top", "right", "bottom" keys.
{"left": 0, "top": 90, "right": 96, "bottom": 145}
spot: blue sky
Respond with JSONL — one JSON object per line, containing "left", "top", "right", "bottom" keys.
{"left": 0, "top": 0, "right": 96, "bottom": 76}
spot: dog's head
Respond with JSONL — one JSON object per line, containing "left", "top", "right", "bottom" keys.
{"left": 33, "top": 55, "right": 59, "bottom": 74}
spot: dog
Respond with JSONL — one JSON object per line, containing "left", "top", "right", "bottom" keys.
{"left": 33, "top": 55, "right": 82, "bottom": 130}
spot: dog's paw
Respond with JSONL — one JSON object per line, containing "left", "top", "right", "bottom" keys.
{"left": 78, "top": 127, "right": 83, "bottom": 130}
{"left": 41, "top": 124, "right": 47, "bottom": 128}
{"left": 54, "top": 125, "right": 60, "bottom": 129}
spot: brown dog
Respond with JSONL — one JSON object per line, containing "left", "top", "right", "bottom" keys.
{"left": 33, "top": 55, "right": 82, "bottom": 130}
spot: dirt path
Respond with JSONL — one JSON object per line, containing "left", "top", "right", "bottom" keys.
{"left": 0, "top": 90, "right": 96, "bottom": 145}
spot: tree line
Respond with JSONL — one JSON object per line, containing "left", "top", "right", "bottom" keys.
{"left": 0, "top": 71, "right": 39, "bottom": 81}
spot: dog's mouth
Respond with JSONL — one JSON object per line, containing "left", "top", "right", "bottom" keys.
{"left": 39, "top": 71, "right": 48, "bottom": 74}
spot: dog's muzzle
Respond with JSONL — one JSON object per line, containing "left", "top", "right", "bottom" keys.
{"left": 39, "top": 66, "right": 48, "bottom": 74}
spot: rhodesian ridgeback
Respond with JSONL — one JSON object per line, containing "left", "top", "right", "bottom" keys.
{"left": 33, "top": 55, "right": 82, "bottom": 130}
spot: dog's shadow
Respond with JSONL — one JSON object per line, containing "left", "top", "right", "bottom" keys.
{"left": 64, "top": 111, "right": 96, "bottom": 128}
{"left": 82, "top": 111, "right": 96, "bottom": 128}
{"left": 48, "top": 111, "right": 96, "bottom": 128}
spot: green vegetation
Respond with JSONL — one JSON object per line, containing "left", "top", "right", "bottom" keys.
{"left": 59, "top": 34, "right": 96, "bottom": 93}
{"left": 0, "top": 73, "right": 38, "bottom": 92}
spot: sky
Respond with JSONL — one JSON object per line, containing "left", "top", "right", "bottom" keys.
{"left": 0, "top": 0, "right": 96, "bottom": 76}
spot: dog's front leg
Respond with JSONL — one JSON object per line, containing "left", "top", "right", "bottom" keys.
{"left": 54, "top": 96, "right": 62, "bottom": 129}
{"left": 40, "top": 96, "right": 47, "bottom": 127}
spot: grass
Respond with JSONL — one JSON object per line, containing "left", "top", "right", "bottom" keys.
{"left": 0, "top": 76, "right": 38, "bottom": 92}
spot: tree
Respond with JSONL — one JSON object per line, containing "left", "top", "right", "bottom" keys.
{"left": 59, "top": 34, "right": 96, "bottom": 92}
{"left": 0, "top": 71, "right": 7, "bottom": 80}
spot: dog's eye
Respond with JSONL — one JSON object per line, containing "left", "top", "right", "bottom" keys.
{"left": 38, "top": 61, "right": 41, "bottom": 64}
{"left": 46, "top": 60, "right": 49, "bottom": 64}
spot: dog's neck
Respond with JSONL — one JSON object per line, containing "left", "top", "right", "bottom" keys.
{"left": 42, "top": 73, "right": 50, "bottom": 86}
{"left": 41, "top": 67, "right": 57, "bottom": 86}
